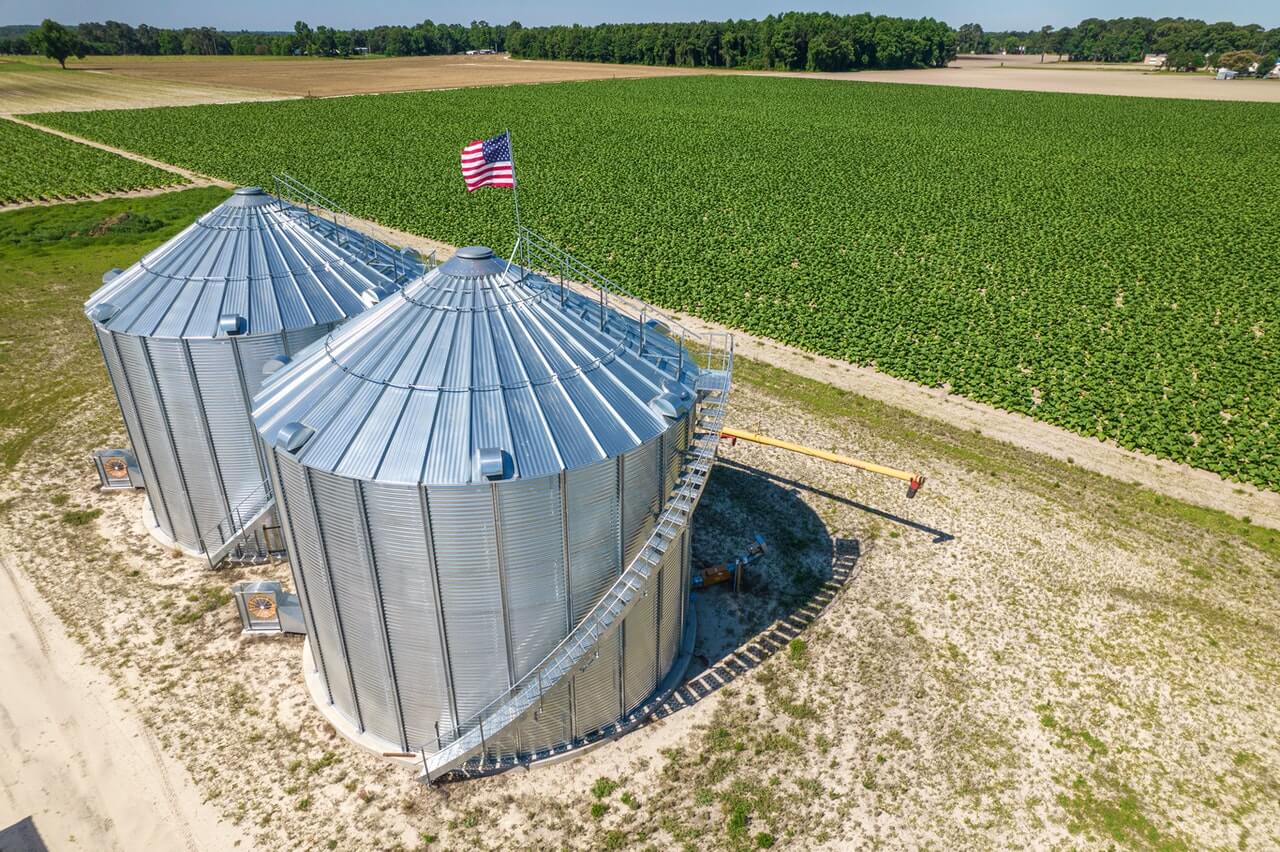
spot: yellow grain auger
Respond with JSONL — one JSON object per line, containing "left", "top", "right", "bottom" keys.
{"left": 719, "top": 426, "right": 926, "bottom": 498}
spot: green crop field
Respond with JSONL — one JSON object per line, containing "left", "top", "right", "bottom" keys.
{"left": 0, "top": 118, "right": 186, "bottom": 205}
{"left": 27, "top": 77, "right": 1280, "bottom": 488}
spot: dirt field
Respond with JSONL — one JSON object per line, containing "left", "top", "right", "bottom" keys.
{"left": 773, "top": 52, "right": 1280, "bottom": 102}
{"left": 0, "top": 60, "right": 281, "bottom": 114}
{"left": 51, "top": 53, "right": 705, "bottom": 99}
{"left": 17, "top": 51, "right": 1277, "bottom": 107}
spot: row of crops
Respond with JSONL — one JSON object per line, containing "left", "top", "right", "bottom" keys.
{"left": 0, "top": 118, "right": 186, "bottom": 206}
{"left": 26, "top": 77, "right": 1280, "bottom": 489}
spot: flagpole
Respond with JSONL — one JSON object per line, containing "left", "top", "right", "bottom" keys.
{"left": 506, "top": 128, "right": 527, "bottom": 278}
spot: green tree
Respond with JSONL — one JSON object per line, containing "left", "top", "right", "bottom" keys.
{"left": 1218, "top": 49, "right": 1262, "bottom": 72}
{"left": 27, "top": 19, "right": 85, "bottom": 68}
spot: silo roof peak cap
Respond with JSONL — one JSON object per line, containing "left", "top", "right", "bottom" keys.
{"left": 234, "top": 186, "right": 265, "bottom": 196}
{"left": 454, "top": 245, "right": 495, "bottom": 260}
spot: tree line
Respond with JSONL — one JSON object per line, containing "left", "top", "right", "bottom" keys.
{"left": 1, "top": 19, "right": 518, "bottom": 60}
{"left": 8, "top": 14, "right": 1280, "bottom": 74}
{"left": 506, "top": 13, "right": 957, "bottom": 70}
{"left": 956, "top": 18, "right": 1280, "bottom": 69}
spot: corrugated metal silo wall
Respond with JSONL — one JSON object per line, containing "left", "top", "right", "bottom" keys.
{"left": 622, "top": 572, "right": 659, "bottom": 714}
{"left": 362, "top": 481, "right": 455, "bottom": 751}
{"left": 621, "top": 437, "right": 661, "bottom": 566}
{"left": 310, "top": 470, "right": 402, "bottom": 747}
{"left": 188, "top": 341, "right": 261, "bottom": 509}
{"left": 114, "top": 334, "right": 199, "bottom": 547}
{"left": 497, "top": 477, "right": 569, "bottom": 680}
{"left": 272, "top": 451, "right": 360, "bottom": 725}
{"left": 572, "top": 628, "right": 621, "bottom": 739}
{"left": 566, "top": 460, "right": 620, "bottom": 624}
{"left": 95, "top": 327, "right": 172, "bottom": 536}
{"left": 658, "top": 529, "right": 686, "bottom": 677}
{"left": 427, "top": 485, "right": 510, "bottom": 723}
{"left": 95, "top": 328, "right": 326, "bottom": 553}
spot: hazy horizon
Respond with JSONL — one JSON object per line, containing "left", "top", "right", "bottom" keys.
{"left": 5, "top": 2, "right": 1278, "bottom": 36}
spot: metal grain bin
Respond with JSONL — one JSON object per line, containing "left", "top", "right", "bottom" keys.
{"left": 255, "top": 245, "right": 699, "bottom": 757}
{"left": 87, "top": 186, "right": 418, "bottom": 561}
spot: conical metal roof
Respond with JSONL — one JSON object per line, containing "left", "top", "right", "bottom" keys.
{"left": 254, "top": 245, "right": 696, "bottom": 485}
{"left": 85, "top": 187, "right": 417, "bottom": 339}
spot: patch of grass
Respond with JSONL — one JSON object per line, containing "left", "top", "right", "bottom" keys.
{"left": 591, "top": 776, "right": 619, "bottom": 799}
{"left": 60, "top": 507, "right": 101, "bottom": 526}
{"left": 736, "top": 355, "right": 1280, "bottom": 563}
{"left": 1057, "top": 775, "right": 1185, "bottom": 850}
{"left": 787, "top": 638, "right": 807, "bottom": 664}
{"left": 0, "top": 187, "right": 230, "bottom": 472}
{"left": 602, "top": 830, "right": 626, "bottom": 850}
{"left": 590, "top": 802, "right": 607, "bottom": 819}
{"left": 172, "top": 585, "right": 232, "bottom": 625}
{"left": 756, "top": 832, "right": 776, "bottom": 848}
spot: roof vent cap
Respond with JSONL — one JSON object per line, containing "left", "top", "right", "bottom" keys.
{"left": 219, "top": 313, "right": 247, "bottom": 336}
{"left": 277, "top": 422, "right": 314, "bottom": 453}
{"left": 475, "top": 447, "right": 511, "bottom": 480}
{"left": 262, "top": 354, "right": 292, "bottom": 378}
{"left": 102, "top": 268, "right": 124, "bottom": 285}
{"left": 234, "top": 186, "right": 265, "bottom": 196}
{"left": 454, "top": 245, "right": 494, "bottom": 260}
{"left": 88, "top": 302, "right": 119, "bottom": 324}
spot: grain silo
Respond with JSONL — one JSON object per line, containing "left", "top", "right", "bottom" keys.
{"left": 253, "top": 244, "right": 732, "bottom": 776}
{"left": 87, "top": 186, "right": 420, "bottom": 563}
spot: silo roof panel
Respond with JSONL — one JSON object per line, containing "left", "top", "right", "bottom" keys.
{"left": 376, "top": 390, "right": 439, "bottom": 483}
{"left": 84, "top": 186, "right": 415, "bottom": 339}
{"left": 254, "top": 246, "right": 696, "bottom": 485}
{"left": 532, "top": 381, "right": 606, "bottom": 469}
{"left": 335, "top": 386, "right": 411, "bottom": 481}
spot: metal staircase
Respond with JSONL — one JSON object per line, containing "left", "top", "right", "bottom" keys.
{"left": 419, "top": 232, "right": 733, "bottom": 783}
{"left": 198, "top": 477, "right": 279, "bottom": 569}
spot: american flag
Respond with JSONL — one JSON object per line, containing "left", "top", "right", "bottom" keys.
{"left": 460, "top": 131, "right": 515, "bottom": 192}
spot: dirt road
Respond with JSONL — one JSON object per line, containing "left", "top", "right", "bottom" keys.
{"left": 0, "top": 553, "right": 239, "bottom": 852}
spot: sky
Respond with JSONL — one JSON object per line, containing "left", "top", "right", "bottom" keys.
{"left": 4, "top": 0, "right": 1277, "bottom": 33}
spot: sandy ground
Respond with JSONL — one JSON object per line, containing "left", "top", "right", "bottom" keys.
{"left": 52, "top": 53, "right": 705, "bottom": 99}
{"left": 0, "top": 61, "right": 282, "bottom": 115}
{"left": 1, "top": 359, "right": 1276, "bottom": 849}
{"left": 0, "top": 553, "right": 239, "bottom": 852}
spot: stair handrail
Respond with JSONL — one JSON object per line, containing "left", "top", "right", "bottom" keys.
{"left": 420, "top": 332, "right": 732, "bottom": 780}
{"left": 198, "top": 476, "right": 276, "bottom": 569}
{"left": 517, "top": 225, "right": 718, "bottom": 375}
{"left": 271, "top": 173, "right": 424, "bottom": 283}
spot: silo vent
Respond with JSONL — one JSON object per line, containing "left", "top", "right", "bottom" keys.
{"left": 359, "top": 289, "right": 382, "bottom": 309}
{"left": 262, "top": 354, "right": 292, "bottom": 377}
{"left": 219, "top": 313, "right": 247, "bottom": 336}
{"left": 649, "top": 392, "right": 683, "bottom": 421}
{"left": 277, "top": 422, "right": 315, "bottom": 453}
{"left": 234, "top": 186, "right": 265, "bottom": 196}
{"left": 475, "top": 447, "right": 510, "bottom": 480}
{"left": 88, "top": 302, "right": 119, "bottom": 324}
{"left": 102, "top": 268, "right": 124, "bottom": 285}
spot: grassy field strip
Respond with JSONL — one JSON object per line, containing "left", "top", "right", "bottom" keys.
{"left": 0, "top": 116, "right": 189, "bottom": 206}
{"left": 5, "top": 115, "right": 223, "bottom": 188}
{"left": 27, "top": 76, "right": 1279, "bottom": 491}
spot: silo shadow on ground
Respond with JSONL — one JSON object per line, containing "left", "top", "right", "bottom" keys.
{"left": 650, "top": 458, "right": 951, "bottom": 719}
